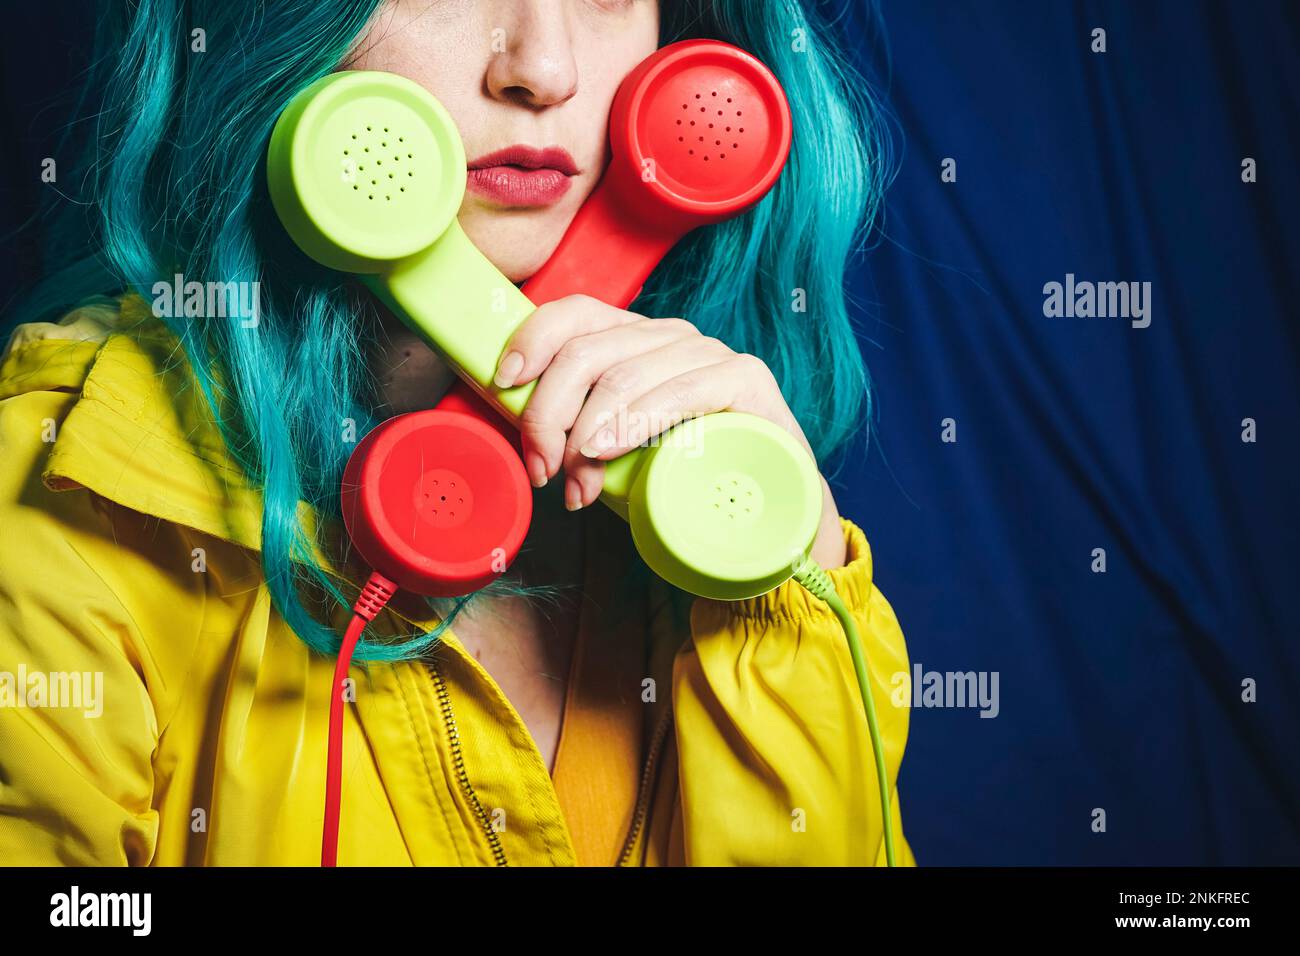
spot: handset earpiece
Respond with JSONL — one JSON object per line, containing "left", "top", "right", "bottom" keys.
{"left": 267, "top": 70, "right": 466, "bottom": 273}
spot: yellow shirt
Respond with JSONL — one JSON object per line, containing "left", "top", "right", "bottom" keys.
{"left": 0, "top": 298, "right": 915, "bottom": 866}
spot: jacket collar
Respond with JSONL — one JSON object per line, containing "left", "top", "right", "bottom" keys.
{"left": 3, "top": 296, "right": 360, "bottom": 589}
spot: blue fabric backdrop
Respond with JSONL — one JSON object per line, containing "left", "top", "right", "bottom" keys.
{"left": 828, "top": 0, "right": 1300, "bottom": 863}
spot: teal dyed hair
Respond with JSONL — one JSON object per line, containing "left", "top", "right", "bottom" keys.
{"left": 9, "top": 0, "right": 891, "bottom": 662}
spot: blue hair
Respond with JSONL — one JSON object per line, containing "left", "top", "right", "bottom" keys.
{"left": 7, "top": 0, "right": 891, "bottom": 661}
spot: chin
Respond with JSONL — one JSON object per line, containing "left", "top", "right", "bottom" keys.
{"left": 495, "top": 251, "right": 554, "bottom": 285}
{"left": 460, "top": 206, "right": 576, "bottom": 285}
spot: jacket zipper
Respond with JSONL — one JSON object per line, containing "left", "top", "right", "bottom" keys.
{"left": 616, "top": 705, "right": 674, "bottom": 866}
{"left": 427, "top": 660, "right": 509, "bottom": 867}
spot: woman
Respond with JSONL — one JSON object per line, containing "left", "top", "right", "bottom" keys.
{"left": 0, "top": 0, "right": 912, "bottom": 866}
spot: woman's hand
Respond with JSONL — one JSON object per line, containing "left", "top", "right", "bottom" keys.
{"left": 492, "top": 294, "right": 848, "bottom": 570}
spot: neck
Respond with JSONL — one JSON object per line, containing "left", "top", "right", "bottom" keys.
{"left": 368, "top": 302, "right": 458, "bottom": 418}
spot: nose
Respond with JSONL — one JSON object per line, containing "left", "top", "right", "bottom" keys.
{"left": 485, "top": 1, "right": 579, "bottom": 109}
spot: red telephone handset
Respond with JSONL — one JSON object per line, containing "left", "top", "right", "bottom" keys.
{"left": 527, "top": 39, "right": 792, "bottom": 303}
{"left": 435, "top": 38, "right": 793, "bottom": 463}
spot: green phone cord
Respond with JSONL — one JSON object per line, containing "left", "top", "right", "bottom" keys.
{"left": 793, "top": 557, "right": 898, "bottom": 867}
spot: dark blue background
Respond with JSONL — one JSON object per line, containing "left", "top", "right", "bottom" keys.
{"left": 835, "top": 0, "right": 1300, "bottom": 863}
{"left": 3, "top": 2, "right": 1297, "bottom": 865}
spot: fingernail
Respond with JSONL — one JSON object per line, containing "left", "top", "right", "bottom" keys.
{"left": 565, "top": 478, "right": 584, "bottom": 511}
{"left": 527, "top": 452, "right": 548, "bottom": 489}
{"left": 579, "top": 428, "right": 616, "bottom": 459}
{"left": 494, "top": 350, "right": 524, "bottom": 388}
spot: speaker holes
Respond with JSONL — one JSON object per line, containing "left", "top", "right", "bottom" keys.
{"left": 709, "top": 475, "right": 761, "bottom": 519}
{"left": 345, "top": 124, "right": 415, "bottom": 200}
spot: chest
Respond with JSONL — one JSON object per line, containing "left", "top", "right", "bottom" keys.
{"left": 449, "top": 593, "right": 582, "bottom": 773}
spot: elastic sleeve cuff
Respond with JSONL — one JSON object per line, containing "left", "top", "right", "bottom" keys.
{"left": 691, "top": 518, "right": 876, "bottom": 625}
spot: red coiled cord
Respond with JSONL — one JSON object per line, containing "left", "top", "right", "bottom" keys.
{"left": 322, "top": 571, "right": 395, "bottom": 867}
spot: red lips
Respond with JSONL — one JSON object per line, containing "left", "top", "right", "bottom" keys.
{"left": 466, "top": 145, "right": 579, "bottom": 207}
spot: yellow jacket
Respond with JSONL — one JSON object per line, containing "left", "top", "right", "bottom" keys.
{"left": 0, "top": 298, "right": 914, "bottom": 866}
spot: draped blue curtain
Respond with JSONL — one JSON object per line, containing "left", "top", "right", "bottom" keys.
{"left": 828, "top": 0, "right": 1300, "bottom": 863}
